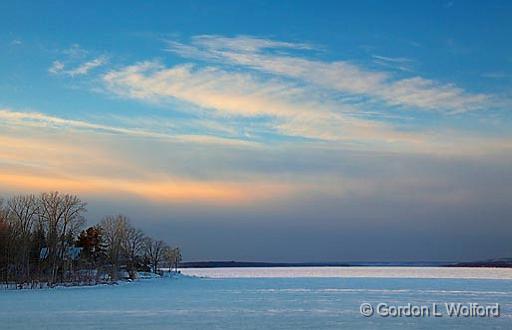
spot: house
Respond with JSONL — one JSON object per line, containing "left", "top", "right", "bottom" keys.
{"left": 39, "top": 247, "right": 83, "bottom": 261}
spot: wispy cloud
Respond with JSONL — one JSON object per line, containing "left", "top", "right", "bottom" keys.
{"left": 2, "top": 118, "right": 510, "bottom": 208}
{"left": 481, "top": 72, "right": 510, "bottom": 79}
{"left": 185, "top": 35, "right": 314, "bottom": 53}
{"left": 0, "top": 114, "right": 310, "bottom": 205}
{"left": 62, "top": 43, "right": 89, "bottom": 59}
{"left": 166, "top": 35, "right": 490, "bottom": 113}
{"left": 49, "top": 56, "right": 108, "bottom": 76}
{"left": 1, "top": 105, "right": 510, "bottom": 209}
{"left": 66, "top": 56, "right": 108, "bottom": 76}
{"left": 103, "top": 61, "right": 425, "bottom": 147}
{"left": 372, "top": 55, "right": 415, "bottom": 72}
{"left": 101, "top": 60, "right": 512, "bottom": 156}
{"left": 372, "top": 55, "right": 413, "bottom": 64}
{"left": 48, "top": 60, "right": 65, "bottom": 74}
{"left": 0, "top": 108, "right": 253, "bottom": 146}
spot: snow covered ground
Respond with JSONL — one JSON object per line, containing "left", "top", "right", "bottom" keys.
{"left": 1, "top": 267, "right": 511, "bottom": 329}
{"left": 180, "top": 266, "right": 512, "bottom": 279}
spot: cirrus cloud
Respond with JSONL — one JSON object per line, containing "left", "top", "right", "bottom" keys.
{"left": 167, "top": 35, "right": 491, "bottom": 113}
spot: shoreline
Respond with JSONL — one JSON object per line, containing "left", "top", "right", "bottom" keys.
{"left": 179, "top": 260, "right": 512, "bottom": 268}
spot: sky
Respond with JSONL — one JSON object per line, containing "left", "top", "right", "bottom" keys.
{"left": 1, "top": 0, "right": 511, "bottom": 262}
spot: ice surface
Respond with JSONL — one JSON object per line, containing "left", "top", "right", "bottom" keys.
{"left": 180, "top": 266, "right": 512, "bottom": 279}
{"left": 1, "top": 267, "right": 511, "bottom": 329}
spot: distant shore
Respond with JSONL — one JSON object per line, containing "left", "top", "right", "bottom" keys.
{"left": 180, "top": 259, "right": 512, "bottom": 268}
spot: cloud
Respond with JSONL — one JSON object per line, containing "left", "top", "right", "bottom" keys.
{"left": 189, "top": 35, "right": 314, "bottom": 52}
{"left": 49, "top": 55, "right": 108, "bottom": 77}
{"left": 0, "top": 170, "right": 296, "bottom": 205}
{"left": 6, "top": 35, "right": 509, "bottom": 214}
{"left": 62, "top": 44, "right": 89, "bottom": 59}
{"left": 166, "top": 35, "right": 490, "bottom": 113}
{"left": 66, "top": 56, "right": 108, "bottom": 76}
{"left": 1, "top": 108, "right": 511, "bottom": 225}
{"left": 48, "top": 60, "right": 65, "bottom": 74}
{"left": 378, "top": 77, "right": 487, "bottom": 114}
{"left": 0, "top": 108, "right": 254, "bottom": 146}
{"left": 101, "top": 59, "right": 512, "bottom": 155}
{"left": 372, "top": 55, "right": 415, "bottom": 72}
{"left": 372, "top": 55, "right": 413, "bottom": 64}
{"left": 103, "top": 61, "right": 429, "bottom": 148}
{"left": 0, "top": 107, "right": 163, "bottom": 136}
{"left": 2, "top": 122, "right": 511, "bottom": 208}
{"left": 0, "top": 119, "right": 314, "bottom": 205}
{"left": 481, "top": 72, "right": 510, "bottom": 79}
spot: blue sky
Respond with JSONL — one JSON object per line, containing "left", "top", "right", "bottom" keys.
{"left": 1, "top": 1, "right": 511, "bottom": 261}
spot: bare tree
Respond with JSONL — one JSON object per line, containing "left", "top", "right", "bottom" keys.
{"left": 0, "top": 199, "right": 11, "bottom": 285}
{"left": 6, "top": 195, "right": 38, "bottom": 283}
{"left": 163, "top": 247, "right": 182, "bottom": 273}
{"left": 144, "top": 238, "right": 166, "bottom": 274}
{"left": 173, "top": 247, "right": 182, "bottom": 271}
{"left": 37, "top": 192, "right": 86, "bottom": 284}
{"left": 100, "top": 214, "right": 129, "bottom": 280}
{"left": 122, "top": 226, "right": 146, "bottom": 278}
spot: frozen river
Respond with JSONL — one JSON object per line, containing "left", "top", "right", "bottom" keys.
{"left": 1, "top": 267, "right": 511, "bottom": 329}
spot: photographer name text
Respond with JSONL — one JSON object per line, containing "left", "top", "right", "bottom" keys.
{"left": 360, "top": 302, "right": 500, "bottom": 318}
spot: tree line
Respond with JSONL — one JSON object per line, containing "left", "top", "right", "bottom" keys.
{"left": 0, "top": 192, "right": 181, "bottom": 289}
